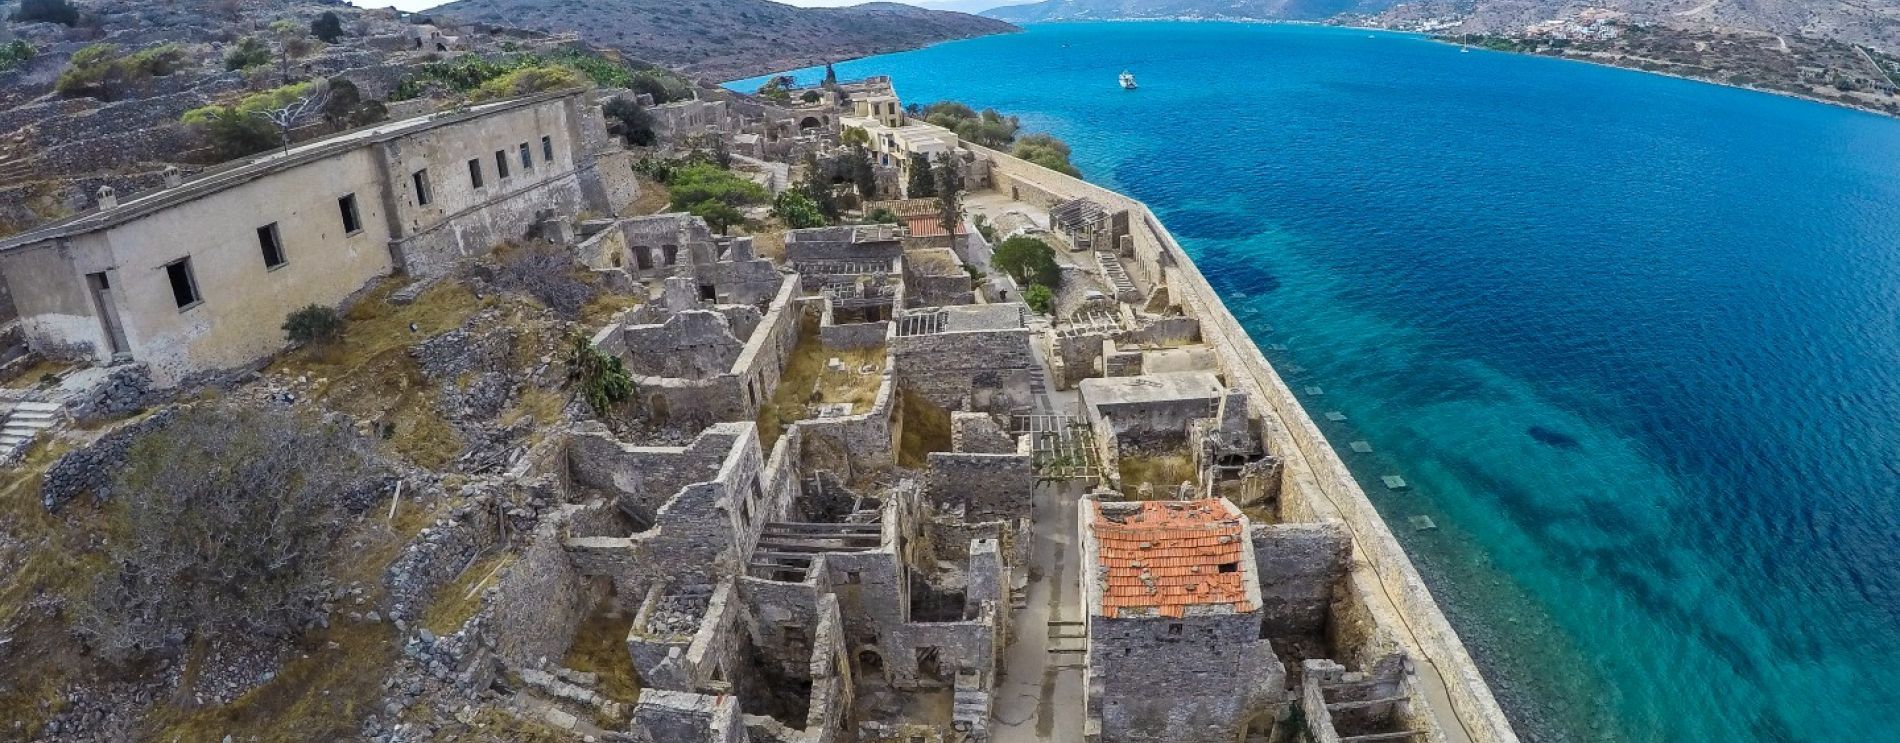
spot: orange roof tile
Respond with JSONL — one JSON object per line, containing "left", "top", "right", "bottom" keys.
{"left": 1091, "top": 500, "right": 1252, "bottom": 618}
{"left": 903, "top": 215, "right": 969, "bottom": 239}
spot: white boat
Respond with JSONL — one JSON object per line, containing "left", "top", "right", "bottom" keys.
{"left": 1119, "top": 71, "right": 1138, "bottom": 90}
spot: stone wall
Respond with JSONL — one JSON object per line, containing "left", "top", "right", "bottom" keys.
{"left": 1251, "top": 521, "right": 1351, "bottom": 641}
{"left": 968, "top": 143, "right": 1519, "bottom": 743}
{"left": 924, "top": 452, "right": 1035, "bottom": 522}
{"left": 1085, "top": 610, "right": 1284, "bottom": 743}
{"left": 818, "top": 320, "right": 888, "bottom": 351}
{"left": 890, "top": 327, "right": 1034, "bottom": 413}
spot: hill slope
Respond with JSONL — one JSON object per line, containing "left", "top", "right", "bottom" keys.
{"left": 424, "top": 0, "right": 1018, "bottom": 80}
{"left": 981, "top": 0, "right": 1402, "bottom": 23}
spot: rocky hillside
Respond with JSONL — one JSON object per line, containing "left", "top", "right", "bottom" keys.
{"left": 1363, "top": 0, "right": 1900, "bottom": 51}
{"left": 982, "top": 0, "right": 1402, "bottom": 23}
{"left": 422, "top": 0, "right": 1017, "bottom": 81}
{"left": 984, "top": 0, "right": 1900, "bottom": 52}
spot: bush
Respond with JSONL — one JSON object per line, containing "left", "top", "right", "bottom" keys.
{"left": 80, "top": 405, "right": 386, "bottom": 663}
{"left": 1024, "top": 284, "right": 1054, "bottom": 314}
{"left": 923, "top": 101, "right": 1019, "bottom": 148}
{"left": 183, "top": 82, "right": 320, "bottom": 159}
{"left": 668, "top": 162, "right": 767, "bottom": 233}
{"left": 772, "top": 189, "right": 827, "bottom": 229}
{"left": 282, "top": 304, "right": 344, "bottom": 344}
{"left": 225, "top": 36, "right": 272, "bottom": 71}
{"left": 1013, "top": 133, "right": 1081, "bottom": 177}
{"left": 468, "top": 64, "right": 584, "bottom": 101}
{"left": 311, "top": 11, "right": 345, "bottom": 43}
{"left": 866, "top": 206, "right": 899, "bottom": 225}
{"left": 0, "top": 40, "right": 34, "bottom": 73}
{"left": 13, "top": 0, "right": 78, "bottom": 25}
{"left": 569, "top": 334, "right": 632, "bottom": 415}
{"left": 494, "top": 244, "right": 597, "bottom": 318}
{"left": 602, "top": 96, "right": 656, "bottom": 146}
{"left": 52, "top": 43, "right": 183, "bottom": 98}
{"left": 992, "top": 235, "right": 1062, "bottom": 289}
{"left": 800, "top": 90, "right": 821, "bottom": 103}
{"left": 906, "top": 153, "right": 936, "bottom": 197}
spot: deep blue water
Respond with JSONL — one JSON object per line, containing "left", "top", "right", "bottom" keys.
{"left": 731, "top": 22, "right": 1900, "bottom": 742}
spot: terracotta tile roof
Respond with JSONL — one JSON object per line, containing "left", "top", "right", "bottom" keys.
{"left": 1091, "top": 500, "right": 1252, "bottom": 618}
{"left": 903, "top": 215, "right": 968, "bottom": 239}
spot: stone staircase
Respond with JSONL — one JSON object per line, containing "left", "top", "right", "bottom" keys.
{"left": 1, "top": 401, "right": 62, "bottom": 452}
{"left": 1095, "top": 251, "right": 1141, "bottom": 304}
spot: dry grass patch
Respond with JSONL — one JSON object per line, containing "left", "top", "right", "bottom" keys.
{"left": 142, "top": 619, "right": 400, "bottom": 743}
{"left": 272, "top": 278, "right": 483, "bottom": 383}
{"left": 1118, "top": 452, "right": 1198, "bottom": 498}
{"left": 420, "top": 551, "right": 519, "bottom": 636}
{"left": 1, "top": 358, "right": 71, "bottom": 389}
{"left": 897, "top": 388, "right": 953, "bottom": 469}
{"left": 756, "top": 323, "right": 885, "bottom": 450}
{"left": 622, "top": 173, "right": 670, "bottom": 217}
{"left": 562, "top": 604, "right": 642, "bottom": 705}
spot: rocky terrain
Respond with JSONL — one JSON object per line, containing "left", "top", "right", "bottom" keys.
{"left": 982, "top": 0, "right": 1402, "bottom": 23}
{"left": 0, "top": 0, "right": 594, "bottom": 238}
{"left": 423, "top": 0, "right": 1019, "bottom": 81}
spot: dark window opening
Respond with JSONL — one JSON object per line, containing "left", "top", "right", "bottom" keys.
{"left": 338, "top": 193, "right": 361, "bottom": 234}
{"left": 494, "top": 150, "right": 510, "bottom": 179}
{"left": 467, "top": 158, "right": 484, "bottom": 188}
{"left": 699, "top": 284, "right": 716, "bottom": 302}
{"left": 662, "top": 244, "right": 678, "bottom": 265}
{"left": 412, "top": 169, "right": 433, "bottom": 205}
{"left": 542, "top": 135, "right": 554, "bottom": 163}
{"left": 1217, "top": 562, "right": 1239, "bottom": 573}
{"left": 165, "top": 258, "right": 200, "bottom": 309}
{"left": 519, "top": 142, "right": 533, "bottom": 170}
{"left": 1167, "top": 623, "right": 1184, "bottom": 636}
{"left": 257, "top": 223, "right": 286, "bottom": 269}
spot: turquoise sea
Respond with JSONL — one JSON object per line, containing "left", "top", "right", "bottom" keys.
{"left": 731, "top": 22, "right": 1900, "bottom": 742}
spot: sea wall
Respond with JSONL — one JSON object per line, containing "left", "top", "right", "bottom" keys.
{"left": 968, "top": 143, "right": 1519, "bottom": 743}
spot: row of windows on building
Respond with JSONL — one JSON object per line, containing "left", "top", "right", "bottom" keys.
{"left": 163, "top": 135, "right": 561, "bottom": 311}
{"left": 411, "top": 135, "right": 556, "bottom": 207}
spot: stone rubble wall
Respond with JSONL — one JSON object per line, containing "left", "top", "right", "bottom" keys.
{"left": 924, "top": 452, "right": 1035, "bottom": 522}
{"left": 890, "top": 327, "right": 1035, "bottom": 413}
{"left": 1250, "top": 521, "right": 1352, "bottom": 640}
{"left": 969, "top": 143, "right": 1519, "bottom": 743}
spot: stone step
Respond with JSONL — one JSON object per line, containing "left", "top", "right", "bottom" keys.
{"left": 10, "top": 401, "right": 62, "bottom": 413}
{"left": 7, "top": 409, "right": 57, "bottom": 422}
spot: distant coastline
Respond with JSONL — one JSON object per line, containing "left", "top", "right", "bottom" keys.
{"left": 1433, "top": 37, "right": 1900, "bottom": 121}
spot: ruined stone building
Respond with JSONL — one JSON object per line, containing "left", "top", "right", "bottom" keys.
{"left": 0, "top": 88, "right": 633, "bottom": 386}
{"left": 1082, "top": 498, "right": 1283, "bottom": 742}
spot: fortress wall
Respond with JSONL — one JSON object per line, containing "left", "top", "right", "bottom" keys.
{"left": 968, "top": 143, "right": 1519, "bottom": 743}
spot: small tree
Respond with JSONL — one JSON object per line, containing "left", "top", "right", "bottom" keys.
{"left": 602, "top": 96, "right": 656, "bottom": 146}
{"left": 823, "top": 61, "right": 838, "bottom": 87}
{"left": 933, "top": 153, "right": 963, "bottom": 237}
{"left": 311, "top": 11, "right": 345, "bottom": 44}
{"left": 800, "top": 90, "right": 821, "bottom": 104}
{"left": 13, "top": 0, "right": 78, "bottom": 25}
{"left": 269, "top": 19, "right": 313, "bottom": 84}
{"left": 1014, "top": 133, "right": 1082, "bottom": 177}
{"left": 1023, "top": 284, "right": 1054, "bottom": 314}
{"left": 0, "top": 40, "right": 33, "bottom": 74}
{"left": 282, "top": 304, "right": 344, "bottom": 345}
{"left": 80, "top": 405, "right": 386, "bottom": 663}
{"left": 569, "top": 334, "right": 632, "bottom": 415}
{"left": 846, "top": 147, "right": 877, "bottom": 200}
{"left": 840, "top": 126, "right": 871, "bottom": 148}
{"left": 992, "top": 235, "right": 1062, "bottom": 289}
{"left": 866, "top": 206, "right": 899, "bottom": 225}
{"left": 772, "top": 190, "right": 826, "bottom": 229}
{"left": 225, "top": 36, "right": 272, "bottom": 72}
{"left": 254, "top": 82, "right": 331, "bottom": 154}
{"left": 906, "top": 153, "right": 936, "bottom": 198}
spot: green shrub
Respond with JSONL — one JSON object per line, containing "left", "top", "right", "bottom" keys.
{"left": 182, "top": 82, "right": 321, "bottom": 159}
{"left": 311, "top": 11, "right": 345, "bottom": 44}
{"left": 54, "top": 43, "right": 119, "bottom": 97}
{"left": 568, "top": 334, "right": 632, "bottom": 415}
{"left": 866, "top": 207, "right": 899, "bottom": 225}
{"left": 772, "top": 190, "right": 827, "bottom": 229}
{"left": 282, "top": 304, "right": 344, "bottom": 345}
{"left": 602, "top": 96, "right": 656, "bottom": 146}
{"left": 468, "top": 64, "right": 584, "bottom": 102}
{"left": 668, "top": 162, "right": 768, "bottom": 233}
{"left": 992, "top": 235, "right": 1062, "bottom": 290}
{"left": 1013, "top": 134, "right": 1081, "bottom": 177}
{"left": 1023, "top": 284, "right": 1054, "bottom": 314}
{"left": 224, "top": 36, "right": 272, "bottom": 71}
{"left": 55, "top": 42, "right": 186, "bottom": 98}
{"left": 13, "top": 0, "right": 78, "bottom": 26}
{"left": 0, "top": 40, "right": 34, "bottom": 73}
{"left": 923, "top": 101, "right": 1019, "bottom": 148}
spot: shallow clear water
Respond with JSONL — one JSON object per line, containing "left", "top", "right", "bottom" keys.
{"left": 731, "top": 22, "right": 1900, "bottom": 741}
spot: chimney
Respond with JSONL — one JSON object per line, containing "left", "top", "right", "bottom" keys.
{"left": 96, "top": 185, "right": 118, "bottom": 210}
{"left": 162, "top": 166, "right": 182, "bottom": 188}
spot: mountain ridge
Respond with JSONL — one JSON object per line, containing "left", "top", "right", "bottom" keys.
{"left": 422, "top": 0, "right": 1018, "bottom": 80}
